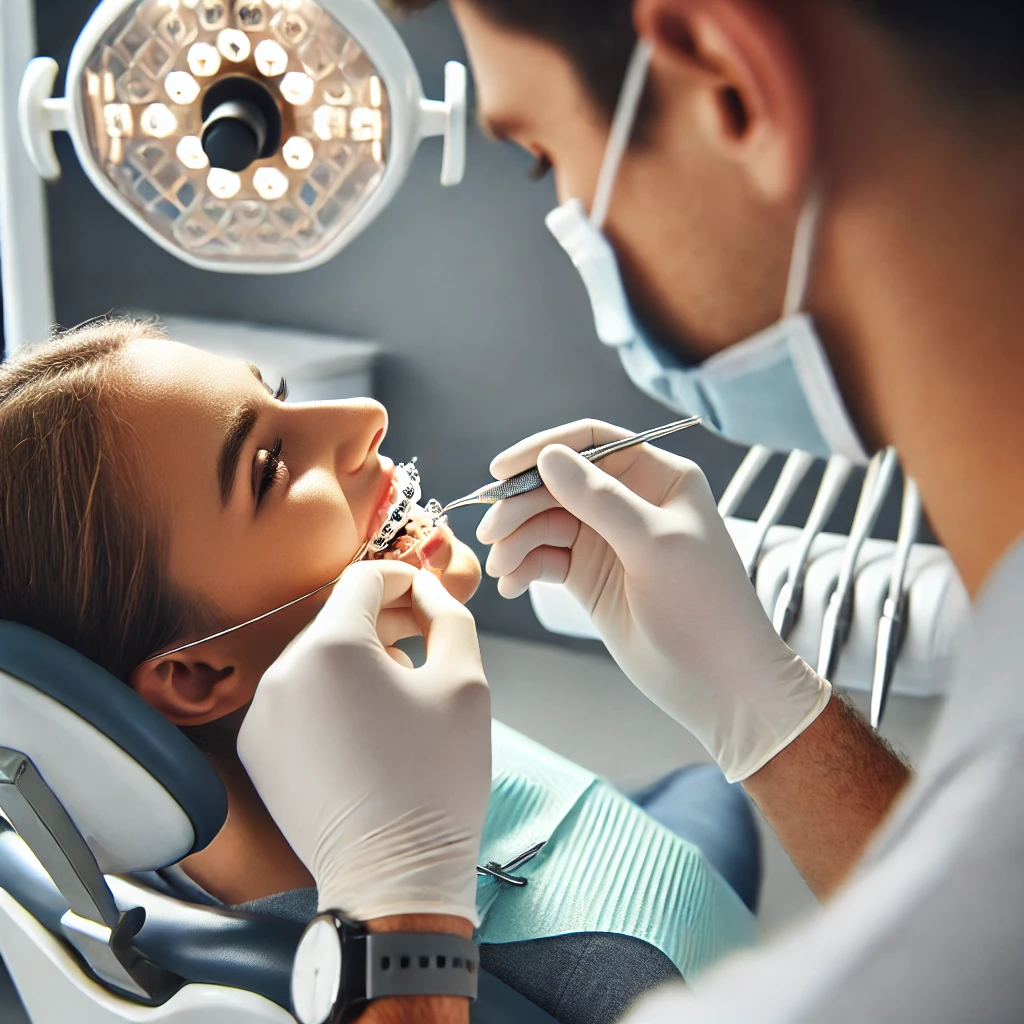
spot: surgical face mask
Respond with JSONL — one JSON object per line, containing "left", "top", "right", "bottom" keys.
{"left": 545, "top": 41, "right": 869, "bottom": 463}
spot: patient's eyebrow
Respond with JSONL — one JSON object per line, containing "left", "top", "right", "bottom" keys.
{"left": 219, "top": 398, "right": 260, "bottom": 508}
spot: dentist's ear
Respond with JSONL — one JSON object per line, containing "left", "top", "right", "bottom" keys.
{"left": 633, "top": 0, "right": 814, "bottom": 202}
{"left": 130, "top": 649, "right": 259, "bottom": 726}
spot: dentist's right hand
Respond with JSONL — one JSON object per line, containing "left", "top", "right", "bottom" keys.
{"left": 478, "top": 420, "right": 831, "bottom": 783}
{"left": 238, "top": 560, "right": 490, "bottom": 926}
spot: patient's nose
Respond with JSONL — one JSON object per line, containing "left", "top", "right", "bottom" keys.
{"left": 325, "top": 399, "right": 388, "bottom": 474}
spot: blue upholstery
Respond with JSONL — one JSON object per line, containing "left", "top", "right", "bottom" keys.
{"left": 0, "top": 621, "right": 227, "bottom": 853}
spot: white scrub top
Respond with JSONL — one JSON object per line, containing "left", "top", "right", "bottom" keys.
{"left": 626, "top": 535, "right": 1024, "bottom": 1023}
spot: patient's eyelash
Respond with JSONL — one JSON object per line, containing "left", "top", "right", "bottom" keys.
{"left": 256, "top": 437, "right": 283, "bottom": 506}
{"left": 274, "top": 377, "right": 288, "bottom": 401}
{"left": 528, "top": 154, "right": 552, "bottom": 181}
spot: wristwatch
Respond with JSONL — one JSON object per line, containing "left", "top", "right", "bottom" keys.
{"left": 291, "top": 911, "right": 480, "bottom": 1024}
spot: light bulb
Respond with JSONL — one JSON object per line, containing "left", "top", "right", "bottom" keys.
{"left": 253, "top": 166, "right": 289, "bottom": 200}
{"left": 254, "top": 39, "right": 288, "bottom": 77}
{"left": 187, "top": 42, "right": 221, "bottom": 77}
{"left": 217, "top": 28, "right": 251, "bottom": 63}
{"left": 164, "top": 70, "right": 200, "bottom": 105}
{"left": 176, "top": 135, "right": 209, "bottom": 169}
{"left": 322, "top": 80, "right": 353, "bottom": 106}
{"left": 282, "top": 135, "right": 314, "bottom": 170}
{"left": 349, "top": 108, "right": 383, "bottom": 143}
{"left": 236, "top": 2, "right": 267, "bottom": 30}
{"left": 103, "top": 103, "right": 133, "bottom": 139}
{"left": 370, "top": 76, "right": 382, "bottom": 109}
{"left": 199, "top": 0, "right": 228, "bottom": 29}
{"left": 207, "top": 167, "right": 241, "bottom": 198}
{"left": 140, "top": 103, "right": 178, "bottom": 138}
{"left": 313, "top": 105, "right": 347, "bottom": 141}
{"left": 280, "top": 71, "right": 314, "bottom": 106}
{"left": 273, "top": 10, "right": 308, "bottom": 47}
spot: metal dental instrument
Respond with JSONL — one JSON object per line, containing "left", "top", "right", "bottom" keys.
{"left": 718, "top": 445, "right": 772, "bottom": 519}
{"left": 440, "top": 415, "right": 704, "bottom": 516}
{"left": 772, "top": 456, "right": 855, "bottom": 639}
{"left": 476, "top": 842, "right": 547, "bottom": 887}
{"left": 741, "top": 449, "right": 816, "bottom": 581}
{"left": 870, "top": 478, "right": 922, "bottom": 729}
{"left": 816, "top": 447, "right": 899, "bottom": 681}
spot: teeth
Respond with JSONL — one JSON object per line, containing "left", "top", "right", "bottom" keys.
{"left": 369, "top": 461, "right": 421, "bottom": 552}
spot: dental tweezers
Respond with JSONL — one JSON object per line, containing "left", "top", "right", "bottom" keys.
{"left": 740, "top": 449, "right": 817, "bottom": 582}
{"left": 870, "top": 478, "right": 922, "bottom": 728}
{"left": 717, "top": 445, "right": 773, "bottom": 519}
{"left": 816, "top": 448, "right": 899, "bottom": 681}
{"left": 441, "top": 416, "right": 704, "bottom": 515}
{"left": 772, "top": 455, "right": 856, "bottom": 639}
{"left": 476, "top": 842, "right": 547, "bottom": 887}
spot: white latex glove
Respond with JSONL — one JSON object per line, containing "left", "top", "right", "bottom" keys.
{"left": 478, "top": 420, "right": 831, "bottom": 782}
{"left": 237, "top": 561, "right": 491, "bottom": 924}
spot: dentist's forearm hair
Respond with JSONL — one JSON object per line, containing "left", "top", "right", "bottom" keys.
{"left": 743, "top": 691, "right": 911, "bottom": 899}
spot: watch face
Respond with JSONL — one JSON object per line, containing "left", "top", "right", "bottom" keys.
{"left": 292, "top": 917, "right": 343, "bottom": 1024}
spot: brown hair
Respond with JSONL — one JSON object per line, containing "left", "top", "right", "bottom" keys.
{"left": 0, "top": 317, "right": 217, "bottom": 681}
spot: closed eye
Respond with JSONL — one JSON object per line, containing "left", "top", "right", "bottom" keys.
{"left": 254, "top": 436, "right": 284, "bottom": 507}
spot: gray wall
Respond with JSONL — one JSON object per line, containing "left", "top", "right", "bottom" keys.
{"left": 38, "top": 2, "right": 901, "bottom": 644}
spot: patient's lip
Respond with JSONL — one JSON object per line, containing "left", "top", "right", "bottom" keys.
{"left": 368, "top": 462, "right": 398, "bottom": 539}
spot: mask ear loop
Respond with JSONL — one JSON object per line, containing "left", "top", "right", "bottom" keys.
{"left": 782, "top": 184, "right": 823, "bottom": 317}
{"left": 590, "top": 39, "right": 654, "bottom": 231}
{"left": 596, "top": 37, "right": 822, "bottom": 318}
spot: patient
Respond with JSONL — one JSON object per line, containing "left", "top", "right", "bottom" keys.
{"left": 0, "top": 319, "right": 759, "bottom": 1021}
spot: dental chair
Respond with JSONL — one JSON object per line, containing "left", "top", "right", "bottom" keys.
{"left": 0, "top": 621, "right": 554, "bottom": 1023}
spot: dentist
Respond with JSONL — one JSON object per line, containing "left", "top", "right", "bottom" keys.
{"left": 240, "top": 1, "right": 1024, "bottom": 1021}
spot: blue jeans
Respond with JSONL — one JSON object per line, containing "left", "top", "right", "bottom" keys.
{"left": 631, "top": 763, "right": 762, "bottom": 914}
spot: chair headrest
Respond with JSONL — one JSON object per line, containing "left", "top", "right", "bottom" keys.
{"left": 0, "top": 621, "right": 227, "bottom": 873}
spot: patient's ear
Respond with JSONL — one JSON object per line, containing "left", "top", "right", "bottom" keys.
{"left": 130, "top": 650, "right": 259, "bottom": 726}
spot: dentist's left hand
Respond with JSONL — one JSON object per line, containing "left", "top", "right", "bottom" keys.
{"left": 237, "top": 561, "right": 491, "bottom": 926}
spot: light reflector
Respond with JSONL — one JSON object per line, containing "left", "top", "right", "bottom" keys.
{"left": 73, "top": 0, "right": 392, "bottom": 267}
{"left": 29, "top": 0, "right": 468, "bottom": 272}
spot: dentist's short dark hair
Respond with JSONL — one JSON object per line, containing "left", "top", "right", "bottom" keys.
{"left": 387, "top": 0, "right": 639, "bottom": 121}
{"left": 386, "top": 0, "right": 1024, "bottom": 119}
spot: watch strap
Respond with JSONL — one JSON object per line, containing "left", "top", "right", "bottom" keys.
{"left": 364, "top": 932, "right": 479, "bottom": 1001}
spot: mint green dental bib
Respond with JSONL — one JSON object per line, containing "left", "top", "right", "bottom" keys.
{"left": 476, "top": 723, "right": 758, "bottom": 981}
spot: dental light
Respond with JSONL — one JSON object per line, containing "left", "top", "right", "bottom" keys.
{"left": 16, "top": 0, "right": 467, "bottom": 275}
